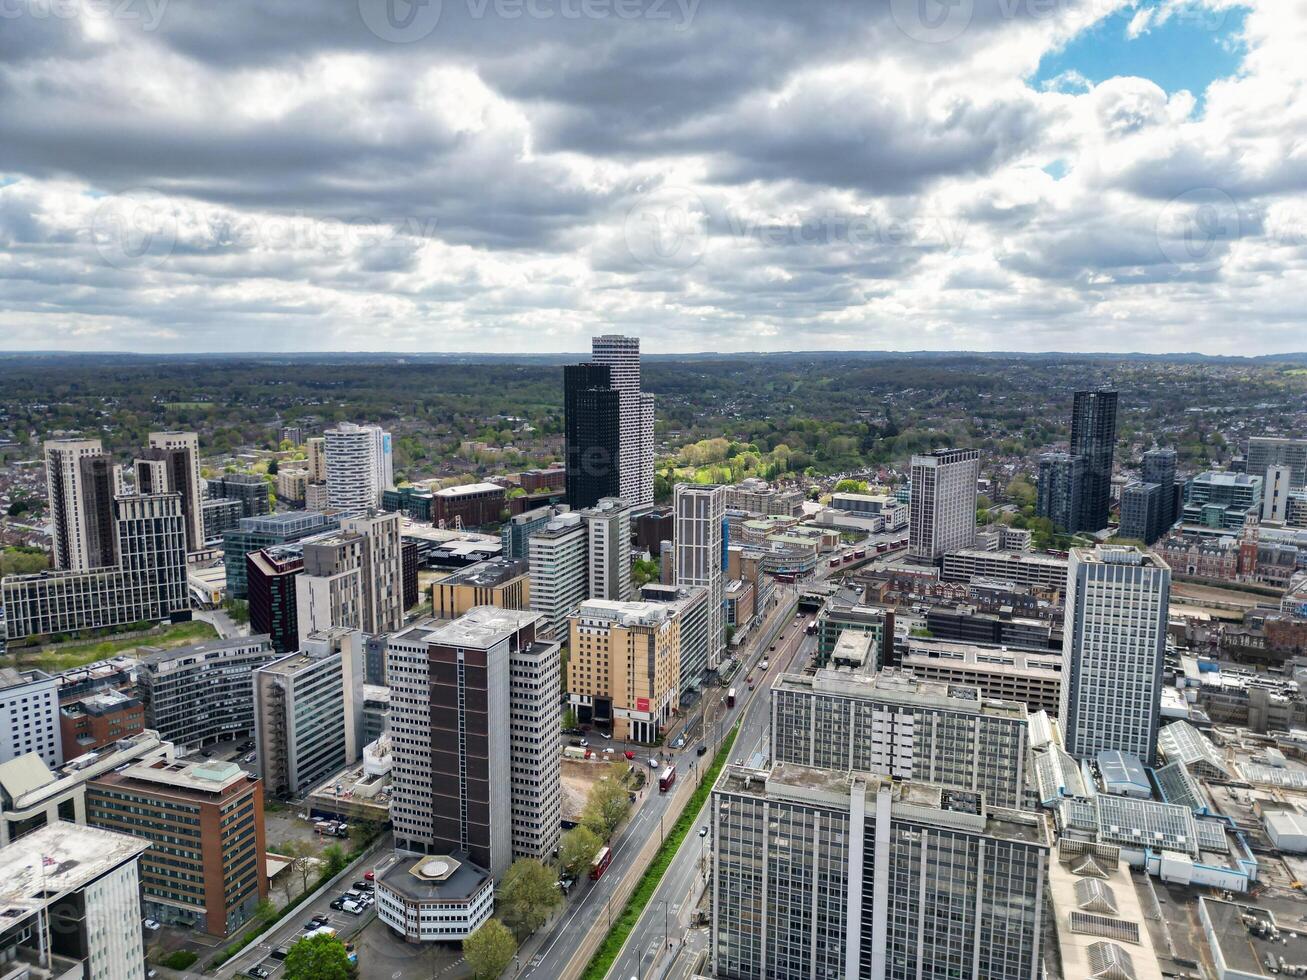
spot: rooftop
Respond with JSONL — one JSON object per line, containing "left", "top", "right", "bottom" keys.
{"left": 576, "top": 599, "right": 674, "bottom": 629}
{"left": 139, "top": 635, "right": 271, "bottom": 668}
{"left": 775, "top": 668, "right": 1028, "bottom": 720}
{"left": 0, "top": 666, "right": 52, "bottom": 689}
{"left": 428, "top": 606, "right": 541, "bottom": 649}
{"left": 256, "top": 649, "right": 336, "bottom": 677}
{"left": 1202, "top": 897, "right": 1307, "bottom": 979}
{"left": 434, "top": 482, "right": 506, "bottom": 497}
{"left": 440, "top": 557, "right": 529, "bottom": 588}
{"left": 0, "top": 823, "right": 149, "bottom": 919}
{"left": 379, "top": 851, "right": 492, "bottom": 904}
{"left": 105, "top": 757, "right": 252, "bottom": 796}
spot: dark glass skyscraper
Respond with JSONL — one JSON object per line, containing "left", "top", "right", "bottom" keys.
{"left": 1070, "top": 389, "right": 1118, "bottom": 531}
{"left": 1036, "top": 452, "right": 1084, "bottom": 533}
{"left": 1141, "top": 447, "right": 1178, "bottom": 532}
{"left": 564, "top": 362, "right": 621, "bottom": 509}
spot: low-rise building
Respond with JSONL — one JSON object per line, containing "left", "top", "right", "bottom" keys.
{"left": 376, "top": 852, "right": 494, "bottom": 944}
{"left": 433, "top": 558, "right": 530, "bottom": 619}
{"left": 0, "top": 667, "right": 61, "bottom": 768}
{"left": 59, "top": 688, "right": 144, "bottom": 760}
{"left": 433, "top": 482, "right": 507, "bottom": 528}
{"left": 941, "top": 548, "right": 1069, "bottom": 590}
{"left": 899, "top": 638, "right": 1063, "bottom": 714}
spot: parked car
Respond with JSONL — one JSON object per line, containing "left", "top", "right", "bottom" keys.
{"left": 246, "top": 967, "right": 270, "bottom": 979}
{"left": 352, "top": 880, "right": 374, "bottom": 892}
{"left": 363, "top": 870, "right": 375, "bottom": 881}
{"left": 342, "top": 901, "right": 363, "bottom": 915}
{"left": 647, "top": 758, "right": 659, "bottom": 769}
{"left": 142, "top": 919, "right": 160, "bottom": 931}
{"left": 672, "top": 736, "right": 684, "bottom": 749}
{"left": 330, "top": 897, "right": 346, "bottom": 910}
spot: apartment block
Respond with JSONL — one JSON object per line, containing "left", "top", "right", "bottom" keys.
{"left": 137, "top": 636, "right": 277, "bottom": 748}
{"left": 43, "top": 438, "right": 116, "bottom": 572}
{"left": 325, "top": 421, "right": 394, "bottom": 515}
{"left": 674, "top": 483, "right": 725, "bottom": 674}
{"left": 247, "top": 544, "right": 303, "bottom": 653}
{"left": 0, "top": 667, "right": 61, "bottom": 767}
{"left": 145, "top": 431, "right": 206, "bottom": 551}
{"left": 86, "top": 758, "right": 267, "bottom": 936}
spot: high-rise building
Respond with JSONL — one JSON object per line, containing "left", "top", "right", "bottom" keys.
{"left": 0, "top": 822, "right": 151, "bottom": 980}
{"left": 341, "top": 510, "right": 405, "bottom": 634}
{"left": 434, "top": 557, "right": 530, "bottom": 619}
{"left": 44, "top": 438, "right": 118, "bottom": 571}
{"left": 583, "top": 496, "right": 632, "bottom": 601}
{"left": 500, "top": 503, "right": 570, "bottom": 559}
{"left": 2, "top": 493, "right": 189, "bottom": 642}
{"left": 1141, "top": 447, "right": 1178, "bottom": 531}
{"left": 590, "top": 334, "right": 654, "bottom": 506}
{"left": 1070, "top": 389, "right": 1119, "bottom": 532}
{"left": 254, "top": 638, "right": 364, "bottom": 798}
{"left": 1264, "top": 463, "right": 1294, "bottom": 523}
{"left": 1036, "top": 451, "right": 1084, "bottom": 533}
{"left": 640, "top": 583, "right": 712, "bottom": 694}
{"left": 247, "top": 544, "right": 304, "bottom": 653}
{"left": 0, "top": 667, "right": 61, "bottom": 767}
{"left": 86, "top": 757, "right": 268, "bottom": 936}
{"left": 564, "top": 362, "right": 621, "bottom": 509}
{"left": 325, "top": 422, "right": 394, "bottom": 514}
{"left": 1119, "top": 481, "right": 1165, "bottom": 544}
{"left": 567, "top": 599, "right": 680, "bottom": 742}
{"left": 771, "top": 668, "right": 1031, "bottom": 809}
{"left": 1060, "top": 545, "right": 1170, "bottom": 766}
{"left": 528, "top": 512, "right": 588, "bottom": 640}
{"left": 297, "top": 531, "right": 365, "bottom": 641}
{"left": 206, "top": 472, "right": 270, "bottom": 518}
{"left": 711, "top": 762, "right": 1050, "bottom": 980}
{"left": 1248, "top": 435, "right": 1307, "bottom": 489}
{"left": 147, "top": 431, "right": 205, "bottom": 551}
{"left": 221, "top": 510, "right": 337, "bottom": 598}
{"left": 908, "top": 448, "right": 980, "bottom": 562}
{"left": 137, "top": 636, "right": 278, "bottom": 748}
{"left": 388, "top": 609, "right": 561, "bottom": 878}
{"left": 674, "top": 483, "right": 726, "bottom": 675}
{"left": 79, "top": 452, "right": 122, "bottom": 568}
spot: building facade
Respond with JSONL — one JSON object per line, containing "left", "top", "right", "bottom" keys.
{"left": 1248, "top": 435, "right": 1307, "bottom": 488}
{"left": 591, "top": 334, "right": 654, "bottom": 506}
{"left": 1070, "top": 389, "right": 1119, "bottom": 532}
{"left": 1119, "top": 481, "right": 1165, "bottom": 544}
{"left": 0, "top": 667, "right": 61, "bottom": 767}
{"left": 1142, "top": 447, "right": 1178, "bottom": 531}
{"left": 674, "top": 484, "right": 726, "bottom": 675}
{"left": 583, "top": 496, "right": 632, "bottom": 601}
{"left": 138, "top": 636, "right": 277, "bottom": 748}
{"left": 147, "top": 431, "right": 206, "bottom": 551}
{"left": 564, "top": 361, "right": 622, "bottom": 510}
{"left": 222, "top": 510, "right": 337, "bottom": 598}
{"left": 206, "top": 472, "right": 271, "bottom": 519}
{"left": 1036, "top": 452, "right": 1084, "bottom": 534}
{"left": 43, "top": 438, "right": 115, "bottom": 572}
{"left": 528, "top": 513, "right": 588, "bottom": 640}
{"left": 247, "top": 544, "right": 303, "bottom": 653}
{"left": 434, "top": 558, "right": 530, "bottom": 619}
{"left": 909, "top": 449, "right": 980, "bottom": 562}
{"left": 325, "top": 421, "right": 394, "bottom": 514}
{"left": 940, "top": 548, "right": 1069, "bottom": 590}
{"left": 1060, "top": 546, "right": 1170, "bottom": 766}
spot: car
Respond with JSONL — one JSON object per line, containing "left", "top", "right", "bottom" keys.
{"left": 623, "top": 750, "right": 635, "bottom": 760}
{"left": 363, "top": 870, "right": 375, "bottom": 881}
{"left": 246, "top": 967, "right": 270, "bottom": 978}
{"left": 563, "top": 727, "right": 583, "bottom": 736}
{"left": 352, "top": 880, "right": 374, "bottom": 892}
{"left": 342, "top": 901, "right": 363, "bottom": 915}
{"left": 769, "top": 643, "right": 776, "bottom": 651}
{"left": 579, "top": 739, "right": 589, "bottom": 747}
{"left": 672, "top": 736, "right": 684, "bottom": 749}
{"left": 330, "top": 898, "right": 346, "bottom": 910}
{"left": 696, "top": 744, "right": 708, "bottom": 757}
{"left": 142, "top": 918, "right": 160, "bottom": 931}
{"left": 760, "top": 660, "right": 769, "bottom": 670}
{"left": 698, "top": 826, "right": 709, "bottom": 838}
{"left": 647, "top": 758, "right": 659, "bottom": 769}
{"left": 598, "top": 730, "right": 611, "bottom": 740}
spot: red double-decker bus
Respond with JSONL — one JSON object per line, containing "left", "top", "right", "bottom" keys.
{"left": 590, "top": 846, "right": 612, "bottom": 880}
{"left": 659, "top": 767, "right": 676, "bottom": 792}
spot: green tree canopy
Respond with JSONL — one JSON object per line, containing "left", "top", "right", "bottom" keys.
{"left": 833, "top": 478, "right": 869, "bottom": 494}
{"left": 464, "top": 919, "right": 517, "bottom": 979}
{"left": 558, "top": 825, "right": 602, "bottom": 877}
{"left": 497, "top": 858, "right": 561, "bottom": 939}
{"left": 284, "top": 933, "right": 354, "bottom": 980}
{"left": 581, "top": 767, "right": 631, "bottom": 839}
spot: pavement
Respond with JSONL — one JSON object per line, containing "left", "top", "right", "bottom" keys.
{"left": 194, "top": 606, "right": 249, "bottom": 640}
{"left": 606, "top": 608, "right": 814, "bottom": 980}
{"left": 514, "top": 589, "right": 802, "bottom": 980}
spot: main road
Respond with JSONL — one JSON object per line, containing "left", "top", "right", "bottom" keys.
{"left": 518, "top": 587, "right": 803, "bottom": 980}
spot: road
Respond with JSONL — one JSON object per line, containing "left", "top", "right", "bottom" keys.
{"left": 518, "top": 589, "right": 801, "bottom": 980}
{"left": 605, "top": 605, "right": 816, "bottom": 980}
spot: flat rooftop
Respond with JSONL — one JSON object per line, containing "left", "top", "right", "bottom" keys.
{"left": 440, "top": 557, "right": 529, "bottom": 588}
{"left": 0, "top": 823, "right": 149, "bottom": 917}
{"left": 106, "top": 757, "right": 251, "bottom": 795}
{"left": 379, "top": 851, "right": 491, "bottom": 903}
{"left": 576, "top": 599, "right": 674, "bottom": 628}
{"left": 1203, "top": 897, "right": 1307, "bottom": 978}
{"left": 257, "top": 650, "right": 335, "bottom": 677}
{"left": 435, "top": 482, "right": 506, "bottom": 497}
{"left": 775, "top": 668, "right": 1028, "bottom": 720}
{"left": 902, "top": 638, "right": 1062, "bottom": 671}
{"left": 138, "top": 635, "right": 270, "bottom": 666}
{"left": 428, "top": 606, "right": 541, "bottom": 648}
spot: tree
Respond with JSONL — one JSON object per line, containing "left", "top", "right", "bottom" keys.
{"left": 498, "top": 859, "right": 561, "bottom": 939}
{"left": 284, "top": 933, "right": 355, "bottom": 980}
{"left": 561, "top": 707, "right": 578, "bottom": 731}
{"left": 322, "top": 843, "right": 348, "bottom": 877}
{"left": 632, "top": 557, "right": 659, "bottom": 587}
{"left": 833, "top": 478, "right": 869, "bottom": 494}
{"left": 268, "top": 458, "right": 280, "bottom": 475}
{"left": 280, "top": 840, "right": 316, "bottom": 894}
{"left": 558, "top": 825, "right": 602, "bottom": 877}
{"left": 464, "top": 919, "right": 517, "bottom": 979}
{"left": 581, "top": 766, "right": 631, "bottom": 839}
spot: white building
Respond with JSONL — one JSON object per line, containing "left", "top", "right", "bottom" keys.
{"left": 528, "top": 512, "right": 588, "bottom": 640}
{"left": 43, "top": 438, "right": 116, "bottom": 572}
{"left": 0, "top": 822, "right": 150, "bottom": 980}
{"left": 591, "top": 334, "right": 654, "bottom": 506}
{"left": 375, "top": 852, "right": 494, "bottom": 943}
{"left": 1060, "top": 546, "right": 1171, "bottom": 766}
{"left": 0, "top": 667, "right": 61, "bottom": 768}
{"left": 324, "top": 422, "right": 394, "bottom": 514}
{"left": 673, "top": 484, "right": 725, "bottom": 675}
{"left": 909, "top": 448, "right": 980, "bottom": 561}
{"left": 583, "top": 496, "right": 632, "bottom": 601}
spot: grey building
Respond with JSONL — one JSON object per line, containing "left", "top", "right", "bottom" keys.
{"left": 771, "top": 669, "right": 1030, "bottom": 809}
{"left": 1119, "top": 481, "right": 1164, "bottom": 544}
{"left": 674, "top": 484, "right": 726, "bottom": 674}
{"left": 206, "top": 473, "right": 271, "bottom": 518}
{"left": 1248, "top": 436, "right": 1307, "bottom": 488}
{"left": 500, "top": 503, "right": 570, "bottom": 560}
{"left": 222, "top": 511, "right": 338, "bottom": 598}
{"left": 640, "top": 583, "right": 712, "bottom": 699}
{"left": 1141, "top": 447, "right": 1178, "bottom": 531}
{"left": 0, "top": 667, "right": 61, "bottom": 768}
{"left": 711, "top": 762, "right": 1050, "bottom": 980}
{"left": 1036, "top": 452, "right": 1084, "bottom": 533}
{"left": 909, "top": 449, "right": 980, "bottom": 562}
{"left": 1060, "top": 546, "right": 1170, "bottom": 766}
{"left": 202, "top": 497, "right": 245, "bottom": 543}
{"left": 138, "top": 636, "right": 278, "bottom": 748}
{"left": 1070, "top": 389, "right": 1118, "bottom": 532}
{"left": 583, "top": 496, "right": 632, "bottom": 602}
{"left": 1182, "top": 471, "right": 1264, "bottom": 529}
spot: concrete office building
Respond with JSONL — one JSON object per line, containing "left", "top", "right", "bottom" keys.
{"left": 1248, "top": 435, "right": 1307, "bottom": 488}
{"left": 568, "top": 599, "right": 680, "bottom": 743}
{"left": 1119, "top": 480, "right": 1166, "bottom": 544}
{"left": 583, "top": 496, "right": 632, "bottom": 601}
{"left": 325, "top": 421, "right": 394, "bottom": 514}
{"left": 86, "top": 758, "right": 267, "bottom": 936}
{"left": 247, "top": 544, "right": 303, "bottom": 653}
{"left": 146, "top": 431, "right": 206, "bottom": 551}
{"left": 674, "top": 484, "right": 726, "bottom": 675}
{"left": 137, "top": 636, "right": 277, "bottom": 748}
{"left": 0, "top": 668, "right": 61, "bottom": 768}
{"left": 1060, "top": 546, "right": 1170, "bottom": 766}
{"left": 909, "top": 449, "right": 980, "bottom": 562}
{"left": 564, "top": 362, "right": 622, "bottom": 509}
{"left": 0, "top": 822, "right": 150, "bottom": 980}
{"left": 1182, "top": 471, "right": 1263, "bottom": 529}
{"left": 2, "top": 493, "right": 189, "bottom": 642}
{"left": 591, "top": 334, "right": 654, "bottom": 506}
{"left": 205, "top": 472, "right": 270, "bottom": 519}
{"left": 1036, "top": 451, "right": 1084, "bottom": 534}
{"left": 43, "top": 438, "right": 121, "bottom": 572}
{"left": 528, "top": 512, "right": 588, "bottom": 640}
{"left": 711, "top": 763, "right": 1050, "bottom": 980}
{"left": 940, "top": 548, "right": 1069, "bottom": 590}
{"left": 376, "top": 852, "right": 494, "bottom": 943}
{"left": 771, "top": 669, "right": 1031, "bottom": 809}
{"left": 388, "top": 609, "right": 561, "bottom": 878}
{"left": 434, "top": 558, "right": 530, "bottom": 619}
{"left": 500, "top": 503, "right": 570, "bottom": 559}
{"left": 254, "top": 639, "right": 364, "bottom": 798}
{"left": 899, "top": 639, "right": 1063, "bottom": 715}
{"left": 222, "top": 511, "right": 337, "bottom": 598}
{"left": 1070, "top": 389, "right": 1119, "bottom": 532}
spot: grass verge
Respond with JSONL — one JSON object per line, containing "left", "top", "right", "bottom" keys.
{"left": 579, "top": 722, "right": 739, "bottom": 980}
{"left": 5, "top": 620, "right": 219, "bottom": 672}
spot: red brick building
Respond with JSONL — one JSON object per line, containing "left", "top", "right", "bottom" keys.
{"left": 59, "top": 689, "right": 145, "bottom": 759}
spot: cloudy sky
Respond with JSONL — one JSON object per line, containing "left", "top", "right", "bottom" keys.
{"left": 0, "top": 0, "right": 1302, "bottom": 354}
